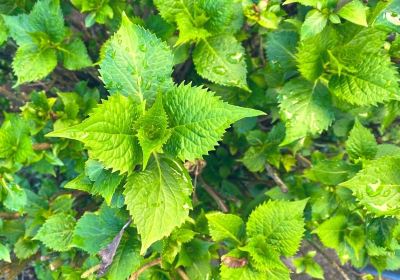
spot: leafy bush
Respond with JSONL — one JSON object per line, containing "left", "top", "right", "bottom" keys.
{"left": 0, "top": 0, "right": 400, "bottom": 279}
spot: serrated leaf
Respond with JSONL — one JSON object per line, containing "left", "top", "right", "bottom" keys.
{"left": 340, "top": 156, "right": 400, "bottom": 216}
{"left": 304, "top": 160, "right": 360, "bottom": 185}
{"left": 301, "top": 9, "right": 328, "bottom": 40}
{"left": 106, "top": 230, "right": 143, "bottom": 280}
{"left": 153, "top": 0, "right": 194, "bottom": 23}
{"left": 246, "top": 200, "right": 307, "bottom": 256}
{"left": 28, "top": 0, "right": 65, "bottom": 43}
{"left": 85, "top": 160, "right": 123, "bottom": 204}
{"left": 136, "top": 96, "right": 171, "bottom": 169}
{"left": 193, "top": 35, "right": 248, "bottom": 90}
{"left": 0, "top": 115, "right": 34, "bottom": 163}
{"left": 0, "top": 243, "right": 11, "bottom": 263}
{"left": 124, "top": 156, "right": 192, "bottom": 255}
{"left": 315, "top": 215, "right": 347, "bottom": 249}
{"left": 2, "top": 14, "right": 33, "bottom": 45}
{"left": 13, "top": 45, "right": 57, "bottom": 86}
{"left": 99, "top": 14, "right": 174, "bottom": 103}
{"left": 34, "top": 213, "right": 76, "bottom": 252}
{"left": 175, "top": 14, "right": 210, "bottom": 45}
{"left": 296, "top": 27, "right": 338, "bottom": 81}
{"left": 206, "top": 212, "right": 244, "bottom": 244}
{"left": 163, "top": 83, "right": 264, "bottom": 161}
{"left": 346, "top": 119, "right": 377, "bottom": 160}
{"left": 329, "top": 54, "right": 399, "bottom": 106}
{"left": 265, "top": 30, "right": 299, "bottom": 71}
{"left": 61, "top": 38, "right": 92, "bottom": 70}
{"left": 14, "top": 237, "right": 40, "bottom": 259}
{"left": 337, "top": 0, "right": 368, "bottom": 27}
{"left": 279, "top": 79, "right": 334, "bottom": 145}
{"left": 4, "top": 184, "right": 27, "bottom": 212}
{"left": 73, "top": 205, "right": 126, "bottom": 254}
{"left": 47, "top": 94, "right": 142, "bottom": 174}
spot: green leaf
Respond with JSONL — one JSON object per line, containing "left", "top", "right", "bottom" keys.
{"left": 346, "top": 119, "right": 378, "bottom": 160}
{"left": 73, "top": 205, "right": 125, "bottom": 254}
{"left": 47, "top": 94, "right": 143, "bottom": 174}
{"left": 136, "top": 96, "right": 171, "bottom": 169}
{"left": 301, "top": 9, "right": 328, "bottom": 40}
{"left": 153, "top": 0, "right": 193, "bottom": 23}
{"left": 28, "top": 0, "right": 65, "bottom": 43}
{"left": 304, "top": 160, "right": 360, "bottom": 185}
{"left": 0, "top": 243, "right": 11, "bottom": 262}
{"left": 206, "top": 212, "right": 244, "bottom": 244}
{"left": 13, "top": 45, "right": 57, "bottom": 85}
{"left": 4, "top": 184, "right": 27, "bottom": 212}
{"left": 163, "top": 83, "right": 264, "bottom": 161}
{"left": 265, "top": 30, "right": 299, "bottom": 71}
{"left": 85, "top": 160, "right": 123, "bottom": 204}
{"left": 175, "top": 14, "right": 211, "bottom": 45}
{"left": 0, "top": 17, "right": 8, "bottom": 45}
{"left": 246, "top": 200, "right": 307, "bottom": 256}
{"left": 296, "top": 27, "right": 338, "bottom": 81}
{"left": 279, "top": 79, "right": 334, "bottom": 145}
{"left": 2, "top": 14, "right": 33, "bottom": 45}
{"left": 99, "top": 14, "right": 174, "bottom": 103}
{"left": 337, "top": 0, "right": 368, "bottom": 27}
{"left": 328, "top": 29, "right": 399, "bottom": 106}
{"left": 14, "top": 237, "right": 40, "bottom": 259}
{"left": 340, "top": 156, "right": 400, "bottom": 216}
{"left": 106, "top": 230, "right": 143, "bottom": 280}
{"left": 61, "top": 38, "right": 92, "bottom": 70}
{"left": 193, "top": 35, "right": 248, "bottom": 90}
{"left": 34, "top": 213, "right": 76, "bottom": 252}
{"left": 315, "top": 215, "right": 347, "bottom": 249}
{"left": 0, "top": 115, "right": 34, "bottom": 163}
{"left": 124, "top": 156, "right": 193, "bottom": 255}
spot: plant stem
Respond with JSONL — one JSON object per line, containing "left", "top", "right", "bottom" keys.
{"left": 199, "top": 177, "right": 229, "bottom": 213}
{"left": 129, "top": 258, "right": 162, "bottom": 280}
{"left": 176, "top": 268, "right": 190, "bottom": 280}
{"left": 265, "top": 164, "right": 288, "bottom": 193}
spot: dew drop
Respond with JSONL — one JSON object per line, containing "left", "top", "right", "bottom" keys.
{"left": 213, "top": 66, "right": 227, "bottom": 75}
{"left": 139, "top": 44, "right": 147, "bottom": 52}
{"left": 227, "top": 52, "right": 243, "bottom": 64}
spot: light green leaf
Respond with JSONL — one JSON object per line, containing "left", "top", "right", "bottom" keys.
{"left": 34, "top": 213, "right": 76, "bottom": 252}
{"left": 136, "top": 96, "right": 171, "bottom": 169}
{"left": 301, "top": 9, "right": 328, "bottom": 40}
{"left": 106, "top": 230, "right": 143, "bottom": 280}
{"left": 329, "top": 53, "right": 399, "bottom": 106}
{"left": 124, "top": 156, "right": 193, "bottom": 255}
{"left": 346, "top": 119, "right": 377, "bottom": 160}
{"left": 246, "top": 200, "right": 307, "bottom": 256}
{"left": 73, "top": 205, "right": 125, "bottom": 254}
{"left": 28, "top": 0, "right": 65, "bottom": 43}
{"left": 2, "top": 14, "right": 33, "bottom": 45}
{"left": 47, "top": 94, "right": 143, "bottom": 174}
{"left": 296, "top": 27, "right": 338, "bottom": 81}
{"left": 206, "top": 212, "right": 244, "bottom": 244}
{"left": 337, "top": 0, "right": 368, "bottom": 27}
{"left": 85, "top": 160, "right": 123, "bottom": 204}
{"left": 279, "top": 79, "right": 334, "bottom": 145}
{"left": 61, "top": 38, "right": 92, "bottom": 70}
{"left": 0, "top": 243, "right": 11, "bottom": 262}
{"left": 314, "top": 215, "right": 347, "bottom": 249}
{"left": 193, "top": 35, "right": 248, "bottom": 90}
{"left": 13, "top": 45, "right": 57, "bottom": 85}
{"left": 340, "top": 156, "right": 400, "bottom": 216}
{"left": 163, "top": 83, "right": 264, "bottom": 161}
{"left": 304, "top": 160, "right": 360, "bottom": 185}
{"left": 14, "top": 237, "right": 40, "bottom": 259}
{"left": 99, "top": 14, "right": 174, "bottom": 103}
{"left": 175, "top": 14, "right": 210, "bottom": 45}
{"left": 153, "top": 0, "right": 193, "bottom": 23}
{"left": 0, "top": 115, "right": 34, "bottom": 163}
{"left": 4, "top": 184, "right": 27, "bottom": 213}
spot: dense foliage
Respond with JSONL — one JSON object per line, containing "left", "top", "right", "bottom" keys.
{"left": 0, "top": 0, "right": 400, "bottom": 279}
